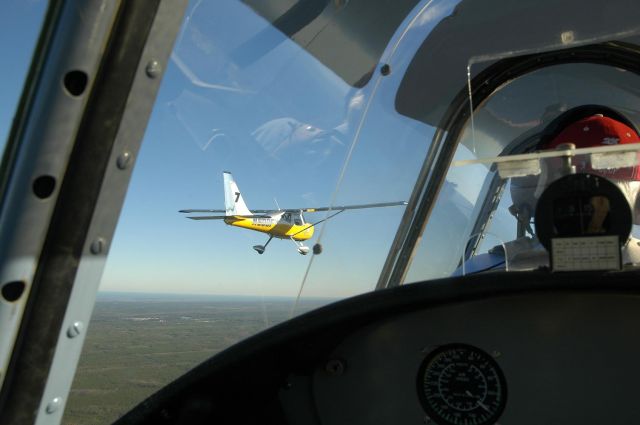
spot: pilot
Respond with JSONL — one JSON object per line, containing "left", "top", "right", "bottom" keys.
{"left": 470, "top": 111, "right": 640, "bottom": 273}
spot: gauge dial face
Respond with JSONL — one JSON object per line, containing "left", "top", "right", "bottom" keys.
{"left": 417, "top": 344, "right": 507, "bottom": 425}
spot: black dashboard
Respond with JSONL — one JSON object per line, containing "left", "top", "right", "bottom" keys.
{"left": 116, "top": 270, "right": 640, "bottom": 425}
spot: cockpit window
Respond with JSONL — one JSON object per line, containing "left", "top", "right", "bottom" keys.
{"left": 404, "top": 62, "right": 640, "bottom": 282}
{"left": 65, "top": 0, "right": 420, "bottom": 421}
{"left": 63, "top": 0, "right": 640, "bottom": 422}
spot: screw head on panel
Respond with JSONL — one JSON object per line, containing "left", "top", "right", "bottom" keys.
{"left": 67, "top": 321, "right": 83, "bottom": 338}
{"left": 145, "top": 60, "right": 161, "bottom": 78}
{"left": 90, "top": 238, "right": 106, "bottom": 255}
{"left": 116, "top": 151, "right": 132, "bottom": 170}
{"left": 561, "top": 31, "right": 575, "bottom": 45}
{"left": 45, "top": 397, "right": 62, "bottom": 414}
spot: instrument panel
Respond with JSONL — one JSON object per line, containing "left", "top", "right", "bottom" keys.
{"left": 117, "top": 276, "right": 640, "bottom": 425}
{"left": 281, "top": 291, "right": 640, "bottom": 425}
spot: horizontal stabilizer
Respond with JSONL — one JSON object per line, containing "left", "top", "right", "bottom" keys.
{"left": 187, "top": 214, "right": 272, "bottom": 220}
{"left": 179, "top": 209, "right": 226, "bottom": 213}
{"left": 187, "top": 215, "right": 228, "bottom": 220}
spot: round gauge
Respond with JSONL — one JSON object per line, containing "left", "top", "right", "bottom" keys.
{"left": 417, "top": 344, "right": 507, "bottom": 425}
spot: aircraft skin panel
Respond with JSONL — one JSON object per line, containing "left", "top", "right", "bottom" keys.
{"left": 225, "top": 217, "right": 314, "bottom": 240}
{"left": 278, "top": 223, "right": 314, "bottom": 240}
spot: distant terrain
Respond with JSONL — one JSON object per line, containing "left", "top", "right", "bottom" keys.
{"left": 62, "top": 292, "right": 333, "bottom": 425}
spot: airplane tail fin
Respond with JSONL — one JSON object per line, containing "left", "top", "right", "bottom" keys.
{"left": 223, "top": 171, "right": 251, "bottom": 216}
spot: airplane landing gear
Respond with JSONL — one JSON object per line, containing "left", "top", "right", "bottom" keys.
{"left": 291, "top": 237, "right": 309, "bottom": 255}
{"left": 252, "top": 236, "right": 310, "bottom": 255}
{"left": 253, "top": 235, "right": 273, "bottom": 254}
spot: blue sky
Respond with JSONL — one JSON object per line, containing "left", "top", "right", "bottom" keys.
{"left": 0, "top": 0, "right": 47, "bottom": 148}
{"left": 99, "top": 0, "right": 436, "bottom": 298}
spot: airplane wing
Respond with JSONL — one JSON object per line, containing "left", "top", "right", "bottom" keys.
{"left": 288, "top": 201, "right": 408, "bottom": 237}
{"left": 180, "top": 201, "right": 407, "bottom": 216}
{"left": 293, "top": 201, "right": 407, "bottom": 213}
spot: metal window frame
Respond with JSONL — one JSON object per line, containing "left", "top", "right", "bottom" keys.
{"left": 0, "top": 0, "right": 188, "bottom": 424}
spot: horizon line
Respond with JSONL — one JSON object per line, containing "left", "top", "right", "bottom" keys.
{"left": 97, "top": 289, "right": 341, "bottom": 300}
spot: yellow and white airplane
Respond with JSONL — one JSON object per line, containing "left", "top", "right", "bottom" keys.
{"left": 180, "top": 171, "right": 407, "bottom": 255}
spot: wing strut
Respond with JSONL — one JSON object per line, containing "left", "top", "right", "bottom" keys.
{"left": 290, "top": 209, "right": 345, "bottom": 238}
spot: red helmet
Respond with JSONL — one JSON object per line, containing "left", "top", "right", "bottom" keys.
{"left": 510, "top": 110, "right": 640, "bottom": 233}
{"left": 542, "top": 114, "right": 640, "bottom": 181}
